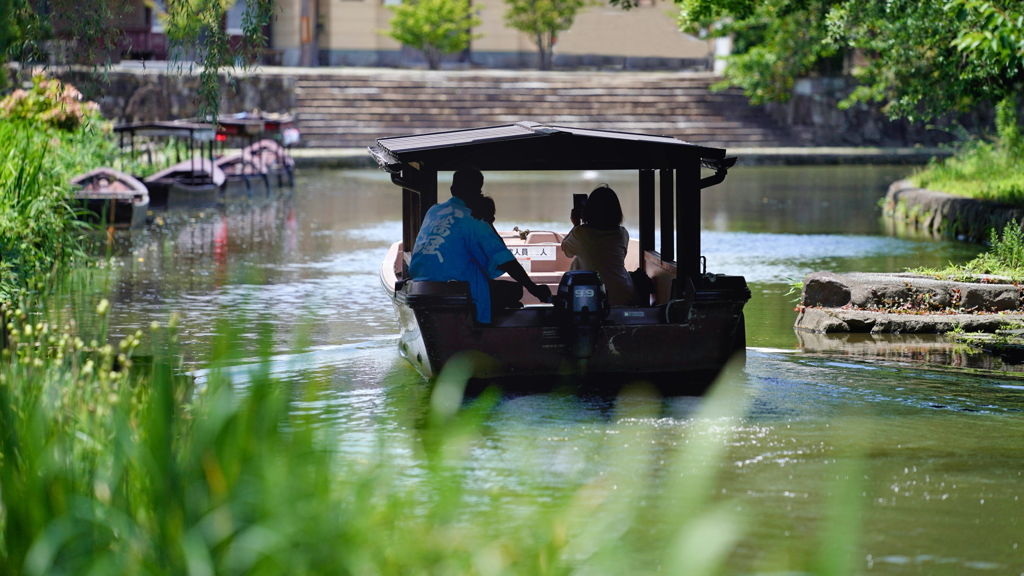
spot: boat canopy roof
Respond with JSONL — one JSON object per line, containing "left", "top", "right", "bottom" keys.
{"left": 368, "top": 121, "right": 731, "bottom": 173}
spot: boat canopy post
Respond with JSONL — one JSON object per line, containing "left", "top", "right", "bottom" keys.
{"left": 659, "top": 169, "right": 674, "bottom": 261}
{"left": 420, "top": 168, "right": 438, "bottom": 221}
{"left": 676, "top": 155, "right": 701, "bottom": 292}
{"left": 398, "top": 163, "right": 438, "bottom": 275}
{"left": 638, "top": 169, "right": 655, "bottom": 272}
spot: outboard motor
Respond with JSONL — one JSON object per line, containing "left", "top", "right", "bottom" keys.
{"left": 554, "top": 271, "right": 610, "bottom": 362}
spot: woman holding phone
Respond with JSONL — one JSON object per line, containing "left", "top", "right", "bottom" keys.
{"left": 561, "top": 185, "right": 640, "bottom": 306}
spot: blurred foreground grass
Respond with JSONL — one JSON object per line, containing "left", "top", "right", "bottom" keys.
{"left": 0, "top": 285, "right": 866, "bottom": 576}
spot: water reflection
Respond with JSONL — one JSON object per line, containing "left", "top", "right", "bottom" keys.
{"left": 797, "top": 331, "right": 1024, "bottom": 375}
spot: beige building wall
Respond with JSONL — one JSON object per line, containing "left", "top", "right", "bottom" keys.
{"left": 271, "top": 0, "right": 710, "bottom": 67}
{"left": 323, "top": 1, "right": 400, "bottom": 51}
{"left": 556, "top": 0, "right": 711, "bottom": 59}
{"left": 471, "top": 0, "right": 533, "bottom": 55}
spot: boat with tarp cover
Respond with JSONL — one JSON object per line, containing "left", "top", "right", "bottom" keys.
{"left": 71, "top": 168, "right": 149, "bottom": 229}
{"left": 369, "top": 121, "right": 749, "bottom": 391}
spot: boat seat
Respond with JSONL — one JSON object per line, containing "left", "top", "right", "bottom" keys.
{"left": 403, "top": 280, "right": 472, "bottom": 308}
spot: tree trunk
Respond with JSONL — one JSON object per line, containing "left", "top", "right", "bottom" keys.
{"left": 535, "top": 33, "right": 551, "bottom": 71}
{"left": 425, "top": 47, "right": 442, "bottom": 70}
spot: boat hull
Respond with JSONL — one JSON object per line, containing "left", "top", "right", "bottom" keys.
{"left": 388, "top": 277, "right": 748, "bottom": 392}
{"left": 167, "top": 181, "right": 220, "bottom": 208}
{"left": 78, "top": 197, "right": 149, "bottom": 229}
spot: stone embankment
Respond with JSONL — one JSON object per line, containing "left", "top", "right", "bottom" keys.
{"left": 794, "top": 271, "right": 1024, "bottom": 333}
{"left": 883, "top": 179, "right": 1024, "bottom": 242}
{"left": 58, "top": 68, "right": 296, "bottom": 127}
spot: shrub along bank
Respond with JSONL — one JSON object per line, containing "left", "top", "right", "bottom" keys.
{"left": 0, "top": 76, "right": 127, "bottom": 302}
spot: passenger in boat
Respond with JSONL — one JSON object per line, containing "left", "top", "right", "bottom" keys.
{"left": 410, "top": 169, "right": 552, "bottom": 323}
{"left": 467, "top": 194, "right": 497, "bottom": 228}
{"left": 561, "top": 185, "right": 641, "bottom": 306}
{"left": 466, "top": 194, "right": 527, "bottom": 312}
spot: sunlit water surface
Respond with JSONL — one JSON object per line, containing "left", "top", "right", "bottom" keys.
{"left": 90, "top": 166, "right": 1023, "bottom": 574}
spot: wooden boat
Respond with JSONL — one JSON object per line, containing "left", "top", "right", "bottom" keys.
{"left": 244, "top": 139, "right": 295, "bottom": 187}
{"left": 144, "top": 158, "right": 226, "bottom": 209}
{"left": 216, "top": 152, "right": 270, "bottom": 196}
{"left": 71, "top": 168, "right": 150, "bottom": 229}
{"left": 114, "top": 121, "right": 222, "bottom": 209}
{"left": 217, "top": 112, "right": 298, "bottom": 188}
{"left": 369, "top": 121, "right": 749, "bottom": 391}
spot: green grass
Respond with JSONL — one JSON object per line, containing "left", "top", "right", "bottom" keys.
{"left": 910, "top": 139, "right": 1024, "bottom": 205}
{"left": 911, "top": 222, "right": 1024, "bottom": 281}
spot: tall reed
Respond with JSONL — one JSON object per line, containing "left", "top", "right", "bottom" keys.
{"left": 0, "top": 122, "right": 87, "bottom": 302}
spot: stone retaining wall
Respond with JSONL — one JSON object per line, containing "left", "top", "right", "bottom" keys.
{"left": 795, "top": 271, "right": 1024, "bottom": 333}
{"left": 55, "top": 69, "right": 296, "bottom": 124}
{"left": 763, "top": 77, "right": 994, "bottom": 147}
{"left": 883, "top": 179, "right": 1024, "bottom": 242}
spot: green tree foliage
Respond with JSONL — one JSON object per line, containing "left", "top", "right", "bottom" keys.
{"left": 657, "top": 0, "right": 1023, "bottom": 128}
{"left": 384, "top": 0, "right": 481, "bottom": 70}
{"left": 504, "top": 0, "right": 593, "bottom": 70}
{"left": 0, "top": 0, "right": 47, "bottom": 88}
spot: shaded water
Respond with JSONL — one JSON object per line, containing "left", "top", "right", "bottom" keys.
{"left": 94, "top": 166, "right": 1024, "bottom": 573}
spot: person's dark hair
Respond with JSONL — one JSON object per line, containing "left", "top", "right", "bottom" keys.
{"left": 467, "top": 194, "right": 496, "bottom": 224}
{"left": 451, "top": 169, "right": 484, "bottom": 200}
{"left": 582, "top": 185, "right": 623, "bottom": 230}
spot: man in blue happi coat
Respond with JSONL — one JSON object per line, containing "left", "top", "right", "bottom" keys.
{"left": 409, "top": 169, "right": 551, "bottom": 323}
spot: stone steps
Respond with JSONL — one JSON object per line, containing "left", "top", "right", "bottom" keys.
{"left": 292, "top": 71, "right": 795, "bottom": 149}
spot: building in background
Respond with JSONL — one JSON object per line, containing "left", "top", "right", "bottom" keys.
{"left": 298, "top": 0, "right": 712, "bottom": 69}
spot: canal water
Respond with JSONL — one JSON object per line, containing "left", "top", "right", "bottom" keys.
{"left": 96, "top": 166, "right": 1023, "bottom": 574}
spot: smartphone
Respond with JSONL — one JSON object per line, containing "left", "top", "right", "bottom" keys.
{"left": 572, "top": 193, "right": 587, "bottom": 216}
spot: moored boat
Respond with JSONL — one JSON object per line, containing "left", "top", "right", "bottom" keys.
{"left": 144, "top": 159, "right": 226, "bottom": 209}
{"left": 369, "top": 121, "right": 749, "bottom": 392}
{"left": 215, "top": 112, "right": 297, "bottom": 192}
{"left": 216, "top": 152, "right": 270, "bottom": 196}
{"left": 244, "top": 139, "right": 295, "bottom": 187}
{"left": 71, "top": 168, "right": 150, "bottom": 229}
